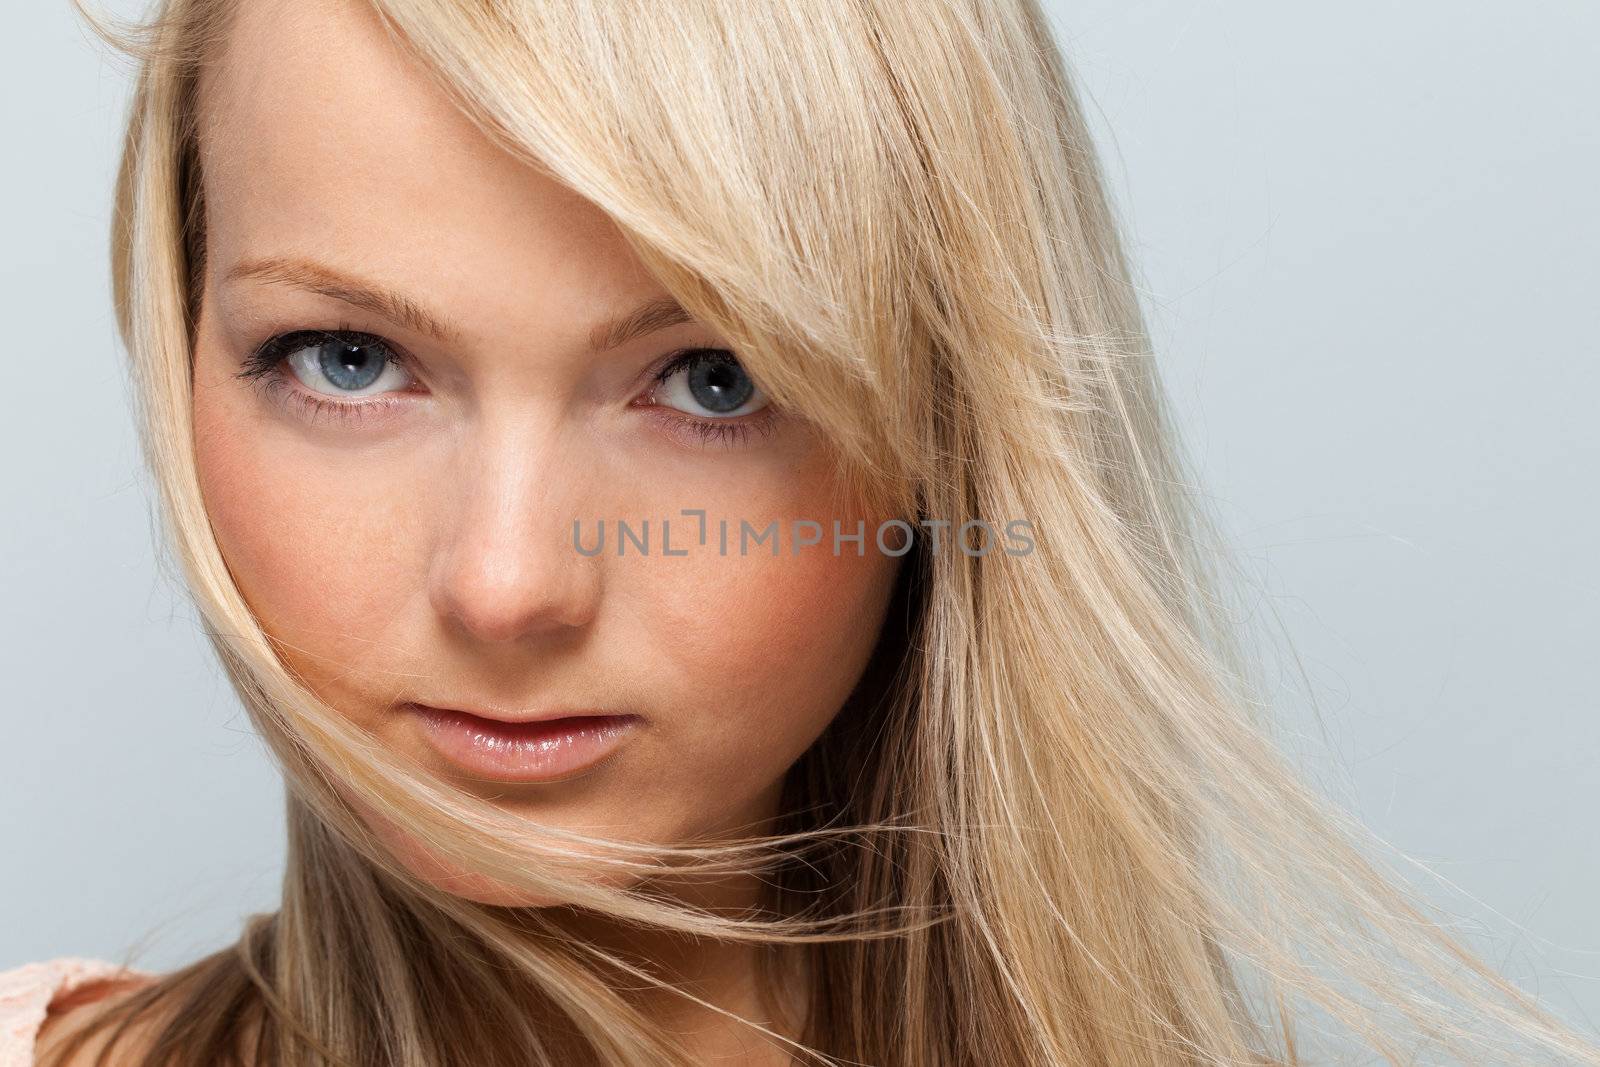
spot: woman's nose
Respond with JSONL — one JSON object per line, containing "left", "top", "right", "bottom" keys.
{"left": 426, "top": 422, "right": 602, "bottom": 645}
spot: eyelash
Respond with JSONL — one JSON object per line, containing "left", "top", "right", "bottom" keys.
{"left": 234, "top": 327, "right": 778, "bottom": 448}
{"left": 642, "top": 351, "right": 778, "bottom": 449}
{"left": 234, "top": 327, "right": 410, "bottom": 428}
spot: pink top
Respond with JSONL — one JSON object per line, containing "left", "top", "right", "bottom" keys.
{"left": 0, "top": 958, "right": 154, "bottom": 1066}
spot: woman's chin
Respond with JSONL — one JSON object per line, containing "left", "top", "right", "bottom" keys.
{"left": 397, "top": 850, "right": 548, "bottom": 905}
{"left": 429, "top": 873, "right": 568, "bottom": 909}
{"left": 346, "top": 792, "right": 625, "bottom": 907}
{"left": 388, "top": 825, "right": 637, "bottom": 907}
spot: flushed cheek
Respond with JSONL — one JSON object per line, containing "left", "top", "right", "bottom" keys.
{"left": 626, "top": 531, "right": 900, "bottom": 797}
{"left": 193, "top": 390, "right": 423, "bottom": 718}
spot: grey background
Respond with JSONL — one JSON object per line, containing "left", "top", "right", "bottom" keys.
{"left": 4, "top": 0, "right": 1596, "bottom": 1035}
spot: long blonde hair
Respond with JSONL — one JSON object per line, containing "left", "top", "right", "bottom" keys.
{"left": 56, "top": 0, "right": 1600, "bottom": 1064}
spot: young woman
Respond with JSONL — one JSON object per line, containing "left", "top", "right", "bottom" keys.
{"left": 8, "top": 0, "right": 1597, "bottom": 1064}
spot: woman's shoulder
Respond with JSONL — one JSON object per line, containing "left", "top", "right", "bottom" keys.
{"left": 0, "top": 957, "right": 156, "bottom": 1067}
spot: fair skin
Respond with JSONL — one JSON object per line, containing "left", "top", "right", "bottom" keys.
{"left": 42, "top": 0, "right": 903, "bottom": 1062}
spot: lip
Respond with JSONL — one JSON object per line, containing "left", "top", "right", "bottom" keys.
{"left": 403, "top": 702, "right": 642, "bottom": 784}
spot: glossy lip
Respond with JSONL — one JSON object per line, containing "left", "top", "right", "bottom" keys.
{"left": 403, "top": 702, "right": 643, "bottom": 784}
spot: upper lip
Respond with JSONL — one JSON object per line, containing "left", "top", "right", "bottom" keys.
{"left": 404, "top": 701, "right": 630, "bottom": 726}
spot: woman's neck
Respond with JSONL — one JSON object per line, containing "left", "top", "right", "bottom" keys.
{"left": 534, "top": 783, "right": 812, "bottom": 1063}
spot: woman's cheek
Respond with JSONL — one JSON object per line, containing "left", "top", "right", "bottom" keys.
{"left": 631, "top": 521, "right": 901, "bottom": 761}
{"left": 192, "top": 387, "right": 416, "bottom": 710}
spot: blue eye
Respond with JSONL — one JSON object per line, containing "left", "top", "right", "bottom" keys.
{"left": 238, "top": 328, "right": 411, "bottom": 397}
{"left": 654, "top": 350, "right": 766, "bottom": 418}
{"left": 278, "top": 333, "right": 410, "bottom": 396}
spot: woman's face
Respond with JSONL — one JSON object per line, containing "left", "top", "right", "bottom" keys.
{"left": 190, "top": 0, "right": 901, "bottom": 904}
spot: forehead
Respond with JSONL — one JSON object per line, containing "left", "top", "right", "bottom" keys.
{"left": 196, "top": 0, "right": 662, "bottom": 327}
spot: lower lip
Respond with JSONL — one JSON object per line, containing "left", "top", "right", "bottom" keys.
{"left": 405, "top": 704, "right": 642, "bottom": 783}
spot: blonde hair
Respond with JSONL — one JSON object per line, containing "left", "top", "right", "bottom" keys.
{"left": 55, "top": 0, "right": 1599, "bottom": 1064}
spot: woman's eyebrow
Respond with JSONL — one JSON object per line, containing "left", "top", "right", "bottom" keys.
{"left": 223, "top": 255, "right": 695, "bottom": 353}
{"left": 588, "top": 296, "right": 695, "bottom": 352}
{"left": 224, "top": 256, "right": 463, "bottom": 344}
